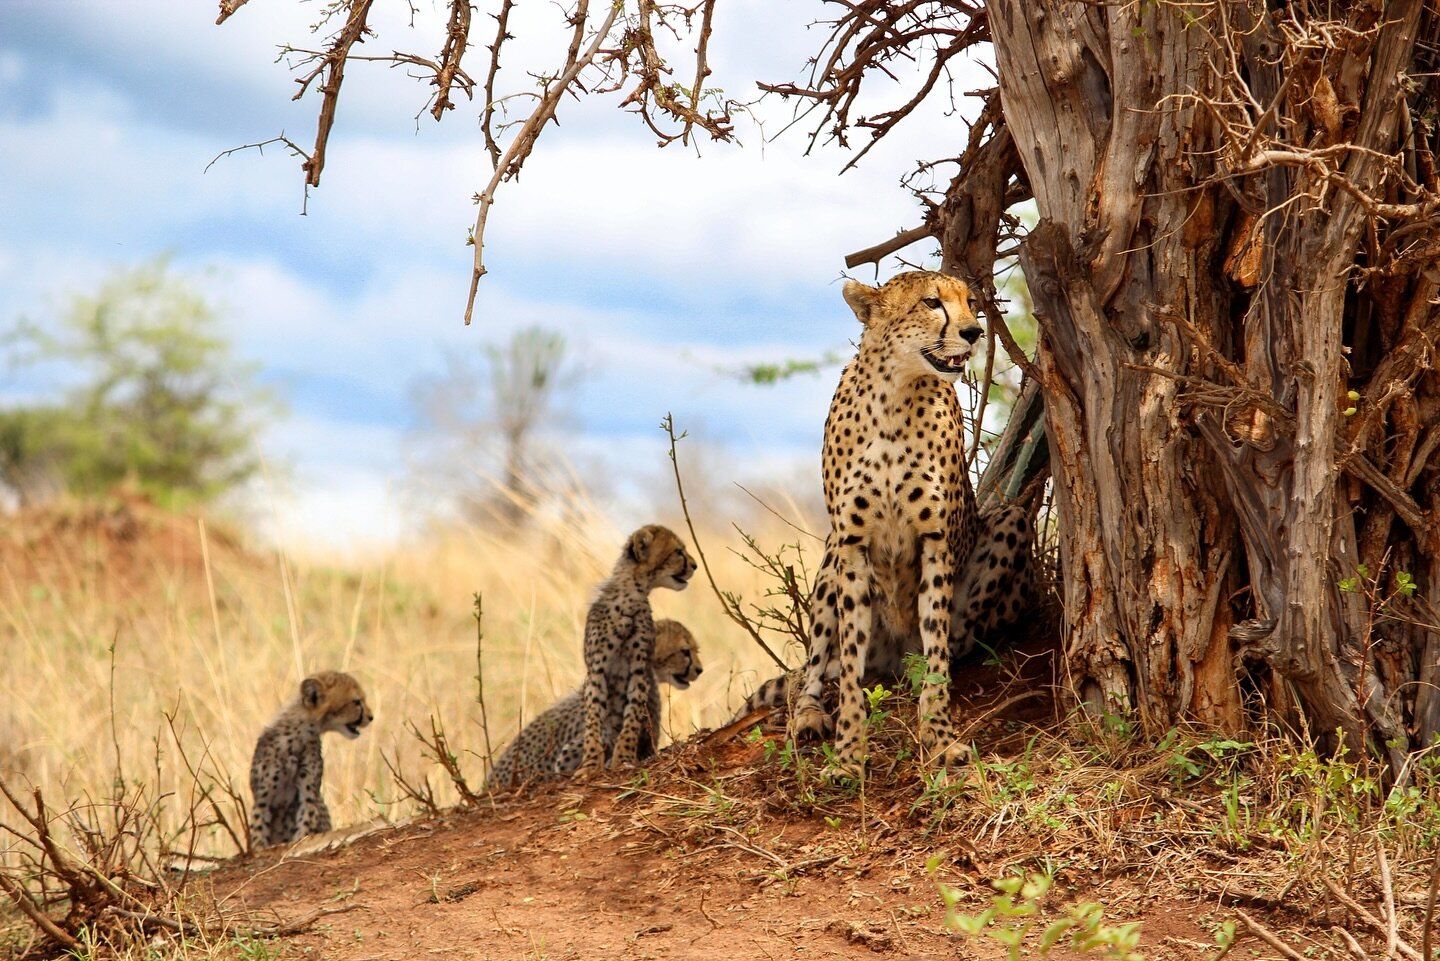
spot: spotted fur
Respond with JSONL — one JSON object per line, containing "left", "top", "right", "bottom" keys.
{"left": 790, "top": 271, "right": 1033, "bottom": 774}
{"left": 579, "top": 526, "right": 697, "bottom": 775}
{"left": 249, "top": 671, "right": 373, "bottom": 848}
{"left": 735, "top": 502, "right": 1032, "bottom": 730}
{"left": 486, "top": 620, "right": 703, "bottom": 790}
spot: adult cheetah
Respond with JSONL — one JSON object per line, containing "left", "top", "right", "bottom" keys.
{"left": 790, "top": 271, "right": 1033, "bottom": 774}
{"left": 579, "top": 525, "right": 696, "bottom": 775}
{"left": 249, "top": 670, "right": 373, "bottom": 848}
{"left": 486, "top": 619, "right": 703, "bottom": 791}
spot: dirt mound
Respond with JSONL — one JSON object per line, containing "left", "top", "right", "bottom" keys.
{"left": 0, "top": 493, "right": 260, "bottom": 599}
{"left": 203, "top": 659, "right": 1227, "bottom": 961}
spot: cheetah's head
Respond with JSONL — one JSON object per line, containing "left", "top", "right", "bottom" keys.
{"left": 300, "top": 671, "right": 375, "bottom": 739}
{"left": 623, "top": 524, "right": 697, "bottom": 592}
{"left": 843, "top": 271, "right": 984, "bottom": 385}
{"left": 653, "top": 619, "right": 704, "bottom": 689}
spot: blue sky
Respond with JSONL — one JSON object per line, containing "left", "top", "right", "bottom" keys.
{"left": 0, "top": 0, "right": 983, "bottom": 549}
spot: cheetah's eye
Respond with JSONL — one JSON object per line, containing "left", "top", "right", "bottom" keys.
{"left": 922, "top": 297, "right": 942, "bottom": 310}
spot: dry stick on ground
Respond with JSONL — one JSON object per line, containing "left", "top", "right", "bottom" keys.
{"left": 1379, "top": 839, "right": 1400, "bottom": 960}
{"left": 0, "top": 872, "right": 78, "bottom": 950}
{"left": 1236, "top": 909, "right": 1308, "bottom": 961}
{"left": 661, "top": 413, "right": 786, "bottom": 671}
{"left": 1424, "top": 845, "right": 1440, "bottom": 961}
{"left": 1321, "top": 878, "right": 1423, "bottom": 961}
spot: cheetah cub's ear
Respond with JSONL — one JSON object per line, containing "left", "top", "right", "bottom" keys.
{"left": 842, "top": 279, "right": 881, "bottom": 326}
{"left": 627, "top": 526, "right": 655, "bottom": 564}
{"left": 301, "top": 677, "right": 323, "bottom": 709}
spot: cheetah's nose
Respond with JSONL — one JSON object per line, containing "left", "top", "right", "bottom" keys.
{"left": 959, "top": 325, "right": 983, "bottom": 344}
{"left": 695, "top": 666, "right": 704, "bottom": 676}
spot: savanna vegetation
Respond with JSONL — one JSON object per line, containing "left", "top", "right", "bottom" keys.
{"left": 5, "top": 1, "right": 1440, "bottom": 959}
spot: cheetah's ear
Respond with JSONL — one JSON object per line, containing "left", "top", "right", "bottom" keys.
{"left": 301, "top": 677, "right": 322, "bottom": 708}
{"left": 842, "top": 280, "right": 879, "bottom": 326}
{"left": 627, "top": 527, "right": 655, "bottom": 564}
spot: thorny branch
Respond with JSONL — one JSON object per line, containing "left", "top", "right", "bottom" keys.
{"left": 287, "top": 0, "right": 376, "bottom": 189}
{"left": 759, "top": 1, "right": 987, "bottom": 172}
{"left": 218, "top": 1, "right": 737, "bottom": 323}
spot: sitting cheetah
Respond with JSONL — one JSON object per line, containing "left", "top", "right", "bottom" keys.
{"left": 790, "top": 271, "right": 1033, "bottom": 774}
{"left": 734, "top": 503, "right": 1033, "bottom": 731}
{"left": 580, "top": 524, "right": 696, "bottom": 775}
{"left": 486, "top": 619, "right": 704, "bottom": 790}
{"left": 249, "top": 670, "right": 373, "bottom": 848}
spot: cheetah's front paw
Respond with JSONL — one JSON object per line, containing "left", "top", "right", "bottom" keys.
{"left": 821, "top": 750, "right": 865, "bottom": 783}
{"left": 923, "top": 734, "right": 972, "bottom": 770}
{"left": 788, "top": 698, "right": 833, "bottom": 742}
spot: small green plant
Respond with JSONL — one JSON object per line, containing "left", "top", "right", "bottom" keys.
{"left": 902, "top": 652, "right": 945, "bottom": 694}
{"left": 935, "top": 867, "right": 1143, "bottom": 961}
{"left": 232, "top": 935, "right": 281, "bottom": 961}
{"left": 1157, "top": 729, "right": 1252, "bottom": 787}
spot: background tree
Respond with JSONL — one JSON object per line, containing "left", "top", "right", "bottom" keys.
{"left": 1, "top": 260, "right": 273, "bottom": 509}
{"left": 409, "top": 326, "right": 581, "bottom": 525}
{"left": 227, "top": 2, "right": 1440, "bottom": 758}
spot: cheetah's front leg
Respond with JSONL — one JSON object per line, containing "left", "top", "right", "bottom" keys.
{"left": 578, "top": 671, "right": 608, "bottom": 777}
{"left": 612, "top": 631, "right": 655, "bottom": 768}
{"left": 294, "top": 741, "right": 332, "bottom": 841}
{"left": 790, "top": 547, "right": 838, "bottom": 742}
{"left": 828, "top": 546, "right": 873, "bottom": 778}
{"left": 918, "top": 534, "right": 966, "bottom": 768}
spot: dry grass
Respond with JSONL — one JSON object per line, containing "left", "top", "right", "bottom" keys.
{"left": 0, "top": 490, "right": 817, "bottom": 865}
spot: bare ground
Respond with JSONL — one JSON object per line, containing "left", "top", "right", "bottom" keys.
{"left": 203, "top": 661, "right": 1240, "bottom": 961}
{"left": 207, "top": 757, "right": 1219, "bottom": 961}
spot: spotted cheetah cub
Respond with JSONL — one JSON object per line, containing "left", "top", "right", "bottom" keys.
{"left": 579, "top": 525, "right": 696, "bottom": 775}
{"left": 486, "top": 619, "right": 703, "bottom": 790}
{"left": 249, "top": 671, "right": 373, "bottom": 848}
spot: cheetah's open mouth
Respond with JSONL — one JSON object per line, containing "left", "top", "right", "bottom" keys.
{"left": 921, "top": 345, "right": 968, "bottom": 373}
{"left": 668, "top": 675, "right": 692, "bottom": 690}
{"left": 344, "top": 722, "right": 364, "bottom": 738}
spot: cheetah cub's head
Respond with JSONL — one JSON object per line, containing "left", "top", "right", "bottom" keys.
{"left": 624, "top": 524, "right": 697, "bottom": 592}
{"left": 653, "top": 619, "right": 704, "bottom": 689}
{"left": 843, "top": 271, "right": 984, "bottom": 385}
{"left": 300, "top": 671, "right": 374, "bottom": 739}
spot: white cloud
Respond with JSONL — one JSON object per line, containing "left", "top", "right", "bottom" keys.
{"left": 0, "top": 1, "right": 995, "bottom": 549}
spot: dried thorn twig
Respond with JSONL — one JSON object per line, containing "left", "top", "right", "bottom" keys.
{"left": 661, "top": 413, "right": 786, "bottom": 670}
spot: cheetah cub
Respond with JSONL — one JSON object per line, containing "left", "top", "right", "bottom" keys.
{"left": 486, "top": 619, "right": 703, "bottom": 790}
{"left": 249, "top": 670, "right": 373, "bottom": 848}
{"left": 579, "top": 525, "right": 696, "bottom": 776}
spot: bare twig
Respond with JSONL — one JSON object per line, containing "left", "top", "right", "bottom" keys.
{"left": 432, "top": 0, "right": 475, "bottom": 120}
{"left": 0, "top": 873, "right": 78, "bottom": 950}
{"left": 291, "top": 0, "right": 376, "bottom": 188}
{"left": 661, "top": 413, "right": 786, "bottom": 670}
{"left": 465, "top": 0, "right": 621, "bottom": 323}
{"left": 1236, "top": 909, "right": 1308, "bottom": 961}
{"left": 473, "top": 593, "right": 496, "bottom": 771}
{"left": 1320, "top": 879, "right": 1423, "bottom": 961}
{"left": 214, "top": 0, "right": 251, "bottom": 25}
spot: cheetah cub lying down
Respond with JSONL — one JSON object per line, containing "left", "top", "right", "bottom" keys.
{"left": 485, "top": 619, "right": 703, "bottom": 790}
{"left": 580, "top": 524, "right": 696, "bottom": 776}
{"left": 250, "top": 671, "right": 373, "bottom": 848}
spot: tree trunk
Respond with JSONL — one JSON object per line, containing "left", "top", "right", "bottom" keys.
{"left": 980, "top": 0, "right": 1438, "bottom": 751}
